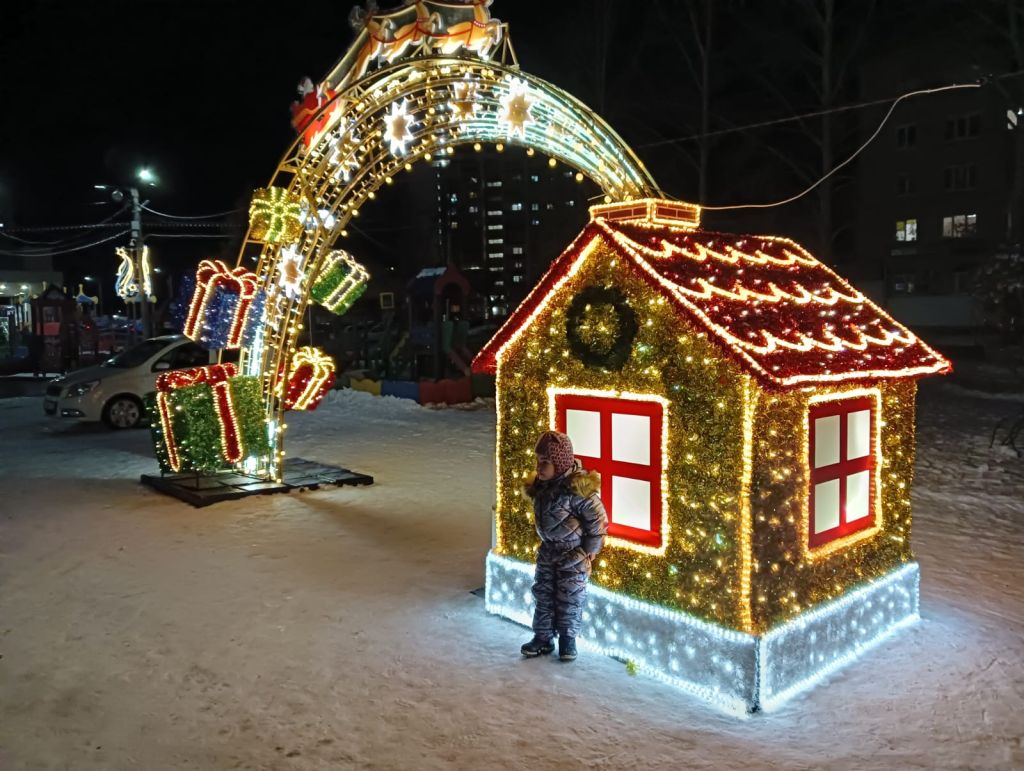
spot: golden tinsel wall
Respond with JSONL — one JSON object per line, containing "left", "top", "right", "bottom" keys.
{"left": 749, "top": 379, "right": 917, "bottom": 632}
{"left": 494, "top": 240, "right": 753, "bottom": 630}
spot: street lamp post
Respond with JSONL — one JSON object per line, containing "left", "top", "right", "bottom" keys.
{"left": 83, "top": 276, "right": 106, "bottom": 316}
{"left": 97, "top": 167, "right": 158, "bottom": 338}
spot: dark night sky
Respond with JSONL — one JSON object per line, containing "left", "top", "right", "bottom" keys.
{"left": 0, "top": 0, "right": 992, "bottom": 286}
{"left": 1, "top": 1, "right": 611, "bottom": 221}
{"left": 0, "top": 0, "right": 632, "bottom": 284}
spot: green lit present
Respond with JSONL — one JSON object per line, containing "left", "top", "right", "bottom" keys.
{"left": 148, "top": 363, "right": 270, "bottom": 474}
{"left": 310, "top": 249, "right": 370, "bottom": 315}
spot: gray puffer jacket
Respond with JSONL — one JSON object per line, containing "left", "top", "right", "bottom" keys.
{"left": 524, "top": 461, "right": 608, "bottom": 557}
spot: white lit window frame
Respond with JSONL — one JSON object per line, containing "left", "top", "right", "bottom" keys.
{"left": 548, "top": 387, "right": 670, "bottom": 555}
{"left": 803, "top": 388, "right": 883, "bottom": 559}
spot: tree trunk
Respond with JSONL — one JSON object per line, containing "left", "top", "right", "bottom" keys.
{"left": 819, "top": 0, "right": 835, "bottom": 262}
{"left": 698, "top": 1, "right": 714, "bottom": 205}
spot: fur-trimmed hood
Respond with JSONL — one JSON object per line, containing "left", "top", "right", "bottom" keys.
{"left": 524, "top": 462, "right": 601, "bottom": 499}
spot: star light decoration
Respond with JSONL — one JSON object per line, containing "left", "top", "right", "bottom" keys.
{"left": 276, "top": 245, "right": 305, "bottom": 300}
{"left": 383, "top": 99, "right": 416, "bottom": 156}
{"left": 449, "top": 78, "right": 481, "bottom": 121}
{"left": 498, "top": 78, "right": 536, "bottom": 139}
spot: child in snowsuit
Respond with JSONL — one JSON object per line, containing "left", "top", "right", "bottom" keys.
{"left": 521, "top": 431, "right": 608, "bottom": 661}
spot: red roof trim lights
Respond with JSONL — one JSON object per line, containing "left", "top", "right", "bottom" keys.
{"left": 472, "top": 204, "right": 951, "bottom": 389}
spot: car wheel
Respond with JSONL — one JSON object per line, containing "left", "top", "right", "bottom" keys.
{"left": 104, "top": 396, "right": 143, "bottom": 429}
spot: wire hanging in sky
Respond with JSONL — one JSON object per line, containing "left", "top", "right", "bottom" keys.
{"left": 141, "top": 204, "right": 243, "bottom": 220}
{"left": 0, "top": 229, "right": 131, "bottom": 258}
{"left": 701, "top": 83, "right": 982, "bottom": 211}
{"left": 0, "top": 205, "right": 130, "bottom": 245}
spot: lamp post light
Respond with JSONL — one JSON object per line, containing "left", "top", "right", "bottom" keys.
{"left": 83, "top": 276, "right": 105, "bottom": 316}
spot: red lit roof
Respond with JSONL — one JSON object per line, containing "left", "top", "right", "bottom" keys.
{"left": 472, "top": 216, "right": 951, "bottom": 389}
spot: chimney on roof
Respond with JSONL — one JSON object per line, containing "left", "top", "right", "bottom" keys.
{"left": 588, "top": 198, "right": 701, "bottom": 230}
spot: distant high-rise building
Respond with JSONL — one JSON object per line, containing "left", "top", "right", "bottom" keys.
{"left": 424, "top": 147, "right": 598, "bottom": 318}
{"left": 857, "top": 46, "right": 1015, "bottom": 300}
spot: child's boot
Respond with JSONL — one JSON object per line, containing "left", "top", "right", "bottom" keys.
{"left": 558, "top": 635, "right": 577, "bottom": 661}
{"left": 521, "top": 635, "right": 554, "bottom": 656}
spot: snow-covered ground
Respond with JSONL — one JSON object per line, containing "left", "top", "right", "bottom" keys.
{"left": 0, "top": 382, "right": 1021, "bottom": 769}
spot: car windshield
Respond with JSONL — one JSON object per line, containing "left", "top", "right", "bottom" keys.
{"left": 102, "top": 339, "right": 173, "bottom": 368}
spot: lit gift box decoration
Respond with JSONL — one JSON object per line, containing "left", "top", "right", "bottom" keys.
{"left": 149, "top": 363, "right": 270, "bottom": 474}
{"left": 183, "top": 259, "right": 265, "bottom": 350}
{"left": 281, "top": 346, "right": 337, "bottom": 411}
{"left": 473, "top": 198, "right": 951, "bottom": 714}
{"left": 249, "top": 186, "right": 304, "bottom": 244}
{"left": 310, "top": 249, "right": 369, "bottom": 314}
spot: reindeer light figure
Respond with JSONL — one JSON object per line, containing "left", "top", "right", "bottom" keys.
{"left": 433, "top": 0, "right": 503, "bottom": 58}
{"left": 380, "top": 1, "right": 444, "bottom": 63}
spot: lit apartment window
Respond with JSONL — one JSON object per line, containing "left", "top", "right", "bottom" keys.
{"left": 895, "top": 219, "right": 918, "bottom": 242}
{"left": 531, "top": 218, "right": 540, "bottom": 226}
{"left": 487, "top": 224, "right": 503, "bottom": 231}
{"left": 488, "top": 251, "right": 504, "bottom": 258}
{"left": 451, "top": 222, "right": 459, "bottom": 230}
{"left": 565, "top": 200, "right": 576, "bottom": 207}
{"left": 895, "top": 174, "right": 914, "bottom": 195}
{"left": 513, "top": 261, "right": 524, "bottom": 269}
{"left": 945, "top": 113, "right": 981, "bottom": 141}
{"left": 895, "top": 124, "right": 916, "bottom": 148}
{"left": 449, "top": 194, "right": 458, "bottom": 203}
{"left": 486, "top": 180, "right": 503, "bottom": 188}
{"left": 512, "top": 247, "right": 524, "bottom": 255}
{"left": 943, "top": 165, "right": 977, "bottom": 191}
{"left": 530, "top": 175, "right": 540, "bottom": 182}
{"left": 494, "top": 280, "right": 505, "bottom": 287}
{"left": 510, "top": 202, "right": 523, "bottom": 211}
{"left": 488, "top": 267, "right": 503, "bottom": 273}
{"left": 487, "top": 238, "right": 504, "bottom": 244}
{"left": 942, "top": 214, "right": 977, "bottom": 238}
{"left": 530, "top": 203, "right": 540, "bottom": 211}
{"left": 546, "top": 203, "right": 555, "bottom": 210}
{"left": 513, "top": 274, "right": 523, "bottom": 283}
{"left": 468, "top": 205, "right": 479, "bottom": 213}
{"left": 563, "top": 170, "right": 573, "bottom": 178}
{"left": 487, "top": 210, "right": 503, "bottom": 216}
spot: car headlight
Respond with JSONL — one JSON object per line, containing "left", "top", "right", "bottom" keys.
{"left": 68, "top": 380, "right": 99, "bottom": 397}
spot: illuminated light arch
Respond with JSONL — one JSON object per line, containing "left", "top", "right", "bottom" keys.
{"left": 234, "top": 0, "right": 661, "bottom": 478}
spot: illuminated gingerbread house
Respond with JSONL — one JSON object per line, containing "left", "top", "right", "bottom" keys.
{"left": 473, "top": 199, "right": 950, "bottom": 714}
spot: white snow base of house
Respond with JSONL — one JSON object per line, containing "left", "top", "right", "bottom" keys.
{"left": 486, "top": 552, "right": 919, "bottom": 715}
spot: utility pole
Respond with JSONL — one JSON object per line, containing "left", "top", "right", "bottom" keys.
{"left": 128, "top": 187, "right": 152, "bottom": 339}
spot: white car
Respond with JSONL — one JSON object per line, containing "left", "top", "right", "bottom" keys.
{"left": 43, "top": 335, "right": 232, "bottom": 429}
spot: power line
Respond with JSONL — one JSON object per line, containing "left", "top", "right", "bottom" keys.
{"left": 640, "top": 71, "right": 1024, "bottom": 149}
{"left": 144, "top": 232, "right": 235, "bottom": 240}
{"left": 702, "top": 83, "right": 981, "bottom": 211}
{"left": 0, "top": 229, "right": 131, "bottom": 258}
{"left": 0, "top": 205, "right": 130, "bottom": 244}
{"left": 141, "top": 203, "right": 243, "bottom": 220}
